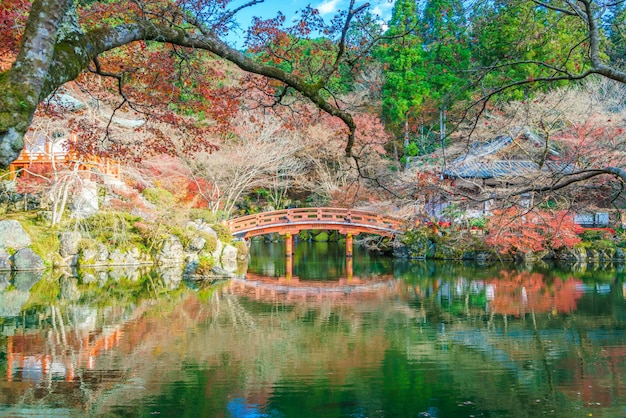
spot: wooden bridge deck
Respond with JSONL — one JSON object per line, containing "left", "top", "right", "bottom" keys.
{"left": 227, "top": 207, "right": 406, "bottom": 238}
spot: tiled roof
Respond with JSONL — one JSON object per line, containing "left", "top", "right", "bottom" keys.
{"left": 443, "top": 133, "right": 572, "bottom": 179}
{"left": 444, "top": 160, "right": 574, "bottom": 179}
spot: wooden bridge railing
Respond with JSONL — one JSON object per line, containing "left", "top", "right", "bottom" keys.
{"left": 227, "top": 207, "right": 406, "bottom": 238}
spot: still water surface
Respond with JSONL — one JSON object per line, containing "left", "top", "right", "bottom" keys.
{"left": 1, "top": 241, "right": 626, "bottom": 417}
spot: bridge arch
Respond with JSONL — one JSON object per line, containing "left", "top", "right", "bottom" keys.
{"left": 227, "top": 207, "right": 406, "bottom": 239}
{"left": 227, "top": 208, "right": 406, "bottom": 276}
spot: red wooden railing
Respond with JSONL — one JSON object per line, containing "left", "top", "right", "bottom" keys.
{"left": 227, "top": 207, "right": 406, "bottom": 238}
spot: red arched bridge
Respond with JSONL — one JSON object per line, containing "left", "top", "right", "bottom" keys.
{"left": 227, "top": 207, "right": 406, "bottom": 238}
{"left": 227, "top": 207, "right": 406, "bottom": 258}
{"left": 227, "top": 208, "right": 406, "bottom": 258}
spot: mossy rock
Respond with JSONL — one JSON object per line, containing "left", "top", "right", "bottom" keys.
{"left": 313, "top": 231, "right": 329, "bottom": 242}
{"left": 233, "top": 241, "right": 249, "bottom": 259}
{"left": 199, "top": 232, "right": 218, "bottom": 253}
{"left": 211, "top": 223, "right": 232, "bottom": 243}
{"left": 328, "top": 230, "right": 340, "bottom": 242}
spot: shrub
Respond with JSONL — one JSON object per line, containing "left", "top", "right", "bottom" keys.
{"left": 189, "top": 208, "right": 218, "bottom": 223}
{"left": 211, "top": 223, "right": 232, "bottom": 243}
{"left": 233, "top": 240, "right": 249, "bottom": 258}
{"left": 142, "top": 187, "right": 176, "bottom": 207}
{"left": 485, "top": 208, "right": 582, "bottom": 254}
{"left": 198, "top": 232, "right": 218, "bottom": 253}
{"left": 196, "top": 255, "right": 215, "bottom": 276}
{"left": 468, "top": 217, "right": 487, "bottom": 229}
{"left": 579, "top": 229, "right": 612, "bottom": 241}
{"left": 72, "top": 211, "right": 142, "bottom": 250}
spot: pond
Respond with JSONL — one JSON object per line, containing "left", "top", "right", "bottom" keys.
{"left": 1, "top": 241, "right": 626, "bottom": 417}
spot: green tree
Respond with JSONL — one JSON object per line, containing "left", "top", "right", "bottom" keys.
{"left": 377, "top": 0, "right": 428, "bottom": 164}
{"left": 469, "top": 0, "right": 591, "bottom": 100}
{"left": 421, "top": 0, "right": 470, "bottom": 99}
{"left": 608, "top": 2, "right": 626, "bottom": 64}
{"left": 418, "top": 0, "right": 471, "bottom": 155}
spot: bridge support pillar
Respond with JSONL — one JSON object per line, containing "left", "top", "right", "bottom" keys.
{"left": 285, "top": 232, "right": 294, "bottom": 257}
{"left": 346, "top": 256, "right": 353, "bottom": 281}
{"left": 346, "top": 232, "right": 353, "bottom": 258}
{"left": 286, "top": 254, "right": 293, "bottom": 281}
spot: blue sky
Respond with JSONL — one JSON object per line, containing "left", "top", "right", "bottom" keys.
{"left": 227, "top": 0, "right": 395, "bottom": 46}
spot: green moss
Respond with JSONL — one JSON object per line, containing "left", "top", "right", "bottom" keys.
{"left": 169, "top": 225, "right": 192, "bottom": 249}
{"left": 196, "top": 255, "right": 215, "bottom": 276}
{"left": 199, "top": 232, "right": 218, "bottom": 253}
{"left": 72, "top": 211, "right": 143, "bottom": 250}
{"left": 211, "top": 223, "right": 232, "bottom": 243}
{"left": 233, "top": 240, "right": 249, "bottom": 258}
{"left": 313, "top": 231, "right": 329, "bottom": 242}
{"left": 142, "top": 187, "right": 176, "bottom": 207}
{"left": 189, "top": 209, "right": 218, "bottom": 223}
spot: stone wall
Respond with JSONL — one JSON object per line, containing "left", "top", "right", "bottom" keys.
{"left": 0, "top": 219, "right": 246, "bottom": 276}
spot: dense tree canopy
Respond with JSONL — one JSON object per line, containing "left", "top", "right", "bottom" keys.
{"left": 1, "top": 0, "right": 626, "bottom": 183}
{"left": 0, "top": 0, "right": 380, "bottom": 167}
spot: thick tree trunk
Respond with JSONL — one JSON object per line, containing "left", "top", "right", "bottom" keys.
{"left": 0, "top": 0, "right": 77, "bottom": 166}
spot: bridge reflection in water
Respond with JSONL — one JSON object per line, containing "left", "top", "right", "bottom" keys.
{"left": 234, "top": 272, "right": 398, "bottom": 305}
{"left": 227, "top": 207, "right": 405, "bottom": 259}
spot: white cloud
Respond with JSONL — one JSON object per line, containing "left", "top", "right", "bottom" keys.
{"left": 370, "top": 0, "right": 394, "bottom": 21}
{"left": 316, "top": 0, "right": 342, "bottom": 16}
{"left": 314, "top": 0, "right": 392, "bottom": 21}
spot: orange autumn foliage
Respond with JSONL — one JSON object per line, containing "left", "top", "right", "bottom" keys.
{"left": 487, "top": 271, "right": 584, "bottom": 316}
{"left": 485, "top": 208, "right": 582, "bottom": 254}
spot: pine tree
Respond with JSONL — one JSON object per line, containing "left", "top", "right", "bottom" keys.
{"left": 377, "top": 0, "right": 428, "bottom": 162}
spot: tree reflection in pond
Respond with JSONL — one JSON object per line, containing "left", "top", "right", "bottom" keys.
{"left": 0, "top": 253, "right": 625, "bottom": 417}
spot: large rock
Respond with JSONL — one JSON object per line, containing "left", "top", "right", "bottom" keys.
{"left": 11, "top": 248, "right": 45, "bottom": 271}
{"left": 70, "top": 181, "right": 99, "bottom": 219}
{"left": 12, "top": 271, "right": 44, "bottom": 291}
{"left": 188, "top": 237, "right": 206, "bottom": 252}
{"left": 50, "top": 93, "right": 86, "bottom": 111}
{"left": 108, "top": 248, "right": 141, "bottom": 266}
{"left": 0, "top": 248, "right": 11, "bottom": 270}
{"left": 211, "top": 239, "right": 224, "bottom": 261}
{"left": 59, "top": 231, "right": 82, "bottom": 257}
{"left": 0, "top": 220, "right": 31, "bottom": 250}
{"left": 157, "top": 235, "right": 184, "bottom": 264}
{"left": 79, "top": 243, "right": 109, "bottom": 266}
{"left": 221, "top": 244, "right": 238, "bottom": 262}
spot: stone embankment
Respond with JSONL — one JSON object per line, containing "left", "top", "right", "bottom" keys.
{"left": 0, "top": 219, "right": 247, "bottom": 277}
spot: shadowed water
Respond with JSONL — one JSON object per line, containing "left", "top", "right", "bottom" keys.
{"left": 0, "top": 241, "right": 626, "bottom": 417}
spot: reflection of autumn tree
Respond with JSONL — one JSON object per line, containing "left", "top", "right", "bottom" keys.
{"left": 488, "top": 271, "right": 584, "bottom": 316}
{"left": 5, "top": 267, "right": 626, "bottom": 417}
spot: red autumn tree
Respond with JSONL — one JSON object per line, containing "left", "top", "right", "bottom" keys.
{"left": 485, "top": 208, "right": 583, "bottom": 255}
{"left": 0, "top": 0, "right": 382, "bottom": 168}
